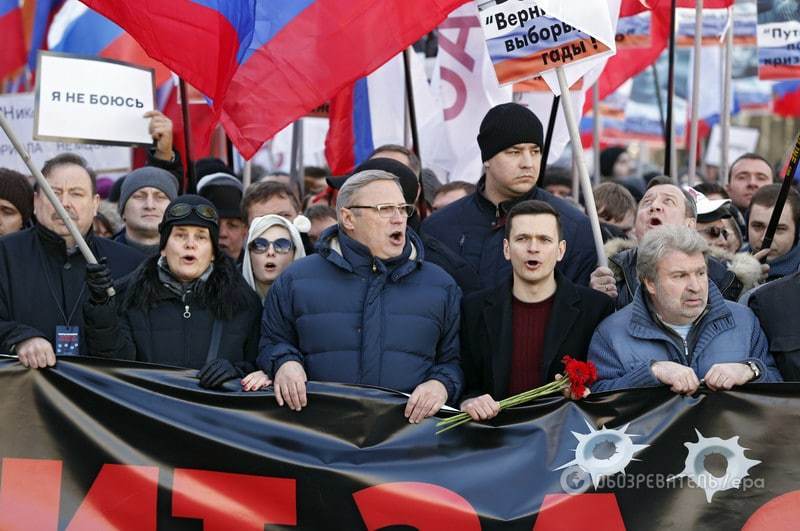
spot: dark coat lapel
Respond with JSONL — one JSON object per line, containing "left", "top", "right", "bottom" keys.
{"left": 540, "top": 271, "right": 581, "bottom": 380}
{"left": 483, "top": 276, "right": 515, "bottom": 397}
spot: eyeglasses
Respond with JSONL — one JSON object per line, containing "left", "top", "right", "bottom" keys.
{"left": 249, "top": 237, "right": 294, "bottom": 255}
{"left": 345, "top": 203, "right": 416, "bottom": 218}
{"left": 166, "top": 203, "right": 219, "bottom": 223}
{"left": 700, "top": 226, "right": 731, "bottom": 240}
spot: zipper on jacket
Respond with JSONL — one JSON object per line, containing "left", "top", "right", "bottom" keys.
{"left": 181, "top": 291, "right": 191, "bottom": 319}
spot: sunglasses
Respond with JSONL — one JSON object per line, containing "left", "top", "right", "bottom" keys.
{"left": 700, "top": 226, "right": 731, "bottom": 240}
{"left": 166, "top": 203, "right": 219, "bottom": 223}
{"left": 249, "top": 237, "right": 294, "bottom": 255}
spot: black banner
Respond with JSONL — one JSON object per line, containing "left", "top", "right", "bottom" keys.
{"left": 0, "top": 356, "right": 798, "bottom": 530}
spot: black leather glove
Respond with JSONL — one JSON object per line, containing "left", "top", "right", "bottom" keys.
{"left": 198, "top": 359, "right": 244, "bottom": 389}
{"left": 85, "top": 258, "right": 113, "bottom": 304}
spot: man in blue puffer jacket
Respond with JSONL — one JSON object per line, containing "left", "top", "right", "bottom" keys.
{"left": 589, "top": 225, "right": 781, "bottom": 394}
{"left": 258, "top": 170, "right": 463, "bottom": 423}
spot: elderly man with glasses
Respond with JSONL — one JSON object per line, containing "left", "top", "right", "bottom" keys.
{"left": 258, "top": 170, "right": 463, "bottom": 423}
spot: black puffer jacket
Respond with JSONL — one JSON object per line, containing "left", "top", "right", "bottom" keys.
{"left": 83, "top": 254, "right": 261, "bottom": 369}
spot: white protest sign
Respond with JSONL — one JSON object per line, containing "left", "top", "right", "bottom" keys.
{"left": 537, "top": 0, "right": 620, "bottom": 95}
{"left": 0, "top": 93, "right": 131, "bottom": 173}
{"left": 705, "top": 125, "right": 760, "bottom": 167}
{"left": 35, "top": 52, "right": 155, "bottom": 146}
{"left": 476, "top": 0, "right": 615, "bottom": 87}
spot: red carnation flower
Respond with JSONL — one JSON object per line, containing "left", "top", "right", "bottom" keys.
{"left": 562, "top": 356, "right": 598, "bottom": 398}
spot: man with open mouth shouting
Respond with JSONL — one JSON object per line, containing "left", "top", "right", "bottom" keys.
{"left": 259, "top": 170, "right": 463, "bottom": 424}
{"left": 591, "top": 178, "right": 756, "bottom": 308}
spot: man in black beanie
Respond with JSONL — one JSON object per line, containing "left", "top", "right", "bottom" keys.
{"left": 421, "top": 102, "right": 598, "bottom": 291}
{"left": 0, "top": 168, "right": 34, "bottom": 236}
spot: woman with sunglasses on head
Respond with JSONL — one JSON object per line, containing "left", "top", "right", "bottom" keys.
{"left": 240, "top": 215, "right": 305, "bottom": 391}
{"left": 82, "top": 195, "right": 263, "bottom": 389}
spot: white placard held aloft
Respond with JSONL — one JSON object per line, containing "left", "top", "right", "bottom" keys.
{"left": 34, "top": 51, "right": 155, "bottom": 146}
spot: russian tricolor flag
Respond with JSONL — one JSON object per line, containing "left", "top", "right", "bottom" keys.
{"left": 82, "top": 0, "right": 468, "bottom": 159}
{"left": 0, "top": 0, "right": 26, "bottom": 79}
{"left": 773, "top": 81, "right": 800, "bottom": 118}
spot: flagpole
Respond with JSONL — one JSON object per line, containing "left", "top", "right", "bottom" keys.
{"left": 720, "top": 7, "right": 734, "bottom": 185}
{"left": 243, "top": 160, "right": 253, "bottom": 189}
{"left": 538, "top": 95, "right": 561, "bottom": 183}
{"left": 687, "top": 0, "right": 704, "bottom": 186}
{"left": 178, "top": 77, "right": 196, "bottom": 193}
{"left": 556, "top": 67, "right": 607, "bottom": 268}
{"left": 290, "top": 119, "right": 305, "bottom": 197}
{"left": 592, "top": 82, "right": 602, "bottom": 184}
{"left": 651, "top": 64, "right": 667, "bottom": 138}
{"left": 0, "top": 114, "right": 114, "bottom": 296}
{"left": 403, "top": 47, "right": 422, "bottom": 165}
{"left": 665, "top": 0, "right": 678, "bottom": 182}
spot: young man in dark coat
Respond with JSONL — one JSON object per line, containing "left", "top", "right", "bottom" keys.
{"left": 421, "top": 103, "right": 598, "bottom": 292}
{"left": 260, "top": 170, "right": 463, "bottom": 423}
{"left": 459, "top": 201, "right": 613, "bottom": 421}
{"left": 0, "top": 154, "right": 143, "bottom": 368}
{"left": 83, "top": 195, "right": 262, "bottom": 388}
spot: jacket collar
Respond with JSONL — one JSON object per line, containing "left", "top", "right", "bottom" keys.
{"left": 764, "top": 241, "right": 800, "bottom": 279}
{"left": 35, "top": 222, "right": 94, "bottom": 258}
{"left": 627, "top": 282, "right": 732, "bottom": 343}
{"left": 317, "top": 225, "right": 423, "bottom": 281}
{"left": 475, "top": 175, "right": 541, "bottom": 221}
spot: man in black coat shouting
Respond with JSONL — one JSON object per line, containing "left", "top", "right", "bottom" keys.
{"left": 459, "top": 200, "right": 614, "bottom": 421}
{"left": 0, "top": 154, "right": 143, "bottom": 368}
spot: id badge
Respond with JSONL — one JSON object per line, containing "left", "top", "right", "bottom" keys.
{"left": 56, "top": 326, "right": 80, "bottom": 356}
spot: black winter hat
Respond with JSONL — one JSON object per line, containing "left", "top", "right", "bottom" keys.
{"left": 158, "top": 195, "right": 220, "bottom": 251}
{"left": 195, "top": 157, "right": 232, "bottom": 180}
{"left": 0, "top": 169, "right": 34, "bottom": 225}
{"left": 477, "top": 103, "right": 544, "bottom": 162}
{"left": 600, "top": 147, "right": 627, "bottom": 178}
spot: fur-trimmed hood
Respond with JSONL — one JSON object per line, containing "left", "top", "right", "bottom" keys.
{"left": 604, "top": 237, "right": 763, "bottom": 295}
{"left": 121, "top": 253, "right": 258, "bottom": 320}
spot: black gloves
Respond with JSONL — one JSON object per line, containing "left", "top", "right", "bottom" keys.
{"left": 198, "top": 359, "right": 245, "bottom": 389}
{"left": 85, "top": 258, "right": 114, "bottom": 304}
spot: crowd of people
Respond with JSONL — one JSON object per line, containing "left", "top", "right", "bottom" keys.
{"left": 1, "top": 101, "right": 797, "bottom": 424}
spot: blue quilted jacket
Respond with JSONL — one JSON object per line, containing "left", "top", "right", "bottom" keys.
{"left": 258, "top": 226, "right": 464, "bottom": 402}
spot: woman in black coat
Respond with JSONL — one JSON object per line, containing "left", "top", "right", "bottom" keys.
{"left": 83, "top": 195, "right": 262, "bottom": 388}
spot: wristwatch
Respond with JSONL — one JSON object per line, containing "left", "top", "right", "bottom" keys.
{"left": 745, "top": 361, "right": 761, "bottom": 381}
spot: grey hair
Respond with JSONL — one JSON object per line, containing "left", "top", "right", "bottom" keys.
{"left": 636, "top": 225, "right": 709, "bottom": 284}
{"left": 335, "top": 170, "right": 403, "bottom": 223}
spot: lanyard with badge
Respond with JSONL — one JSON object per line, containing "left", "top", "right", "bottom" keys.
{"left": 38, "top": 244, "right": 86, "bottom": 356}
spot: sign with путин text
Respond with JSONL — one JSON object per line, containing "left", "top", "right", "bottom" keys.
{"left": 34, "top": 52, "right": 155, "bottom": 146}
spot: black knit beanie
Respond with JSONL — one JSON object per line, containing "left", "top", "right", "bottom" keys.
{"left": 600, "top": 147, "right": 627, "bottom": 178}
{"left": 158, "top": 195, "right": 220, "bottom": 251}
{"left": 0, "top": 169, "right": 34, "bottom": 225}
{"left": 477, "top": 103, "right": 544, "bottom": 162}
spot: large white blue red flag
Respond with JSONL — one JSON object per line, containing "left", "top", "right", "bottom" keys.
{"left": 81, "top": 0, "right": 468, "bottom": 159}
